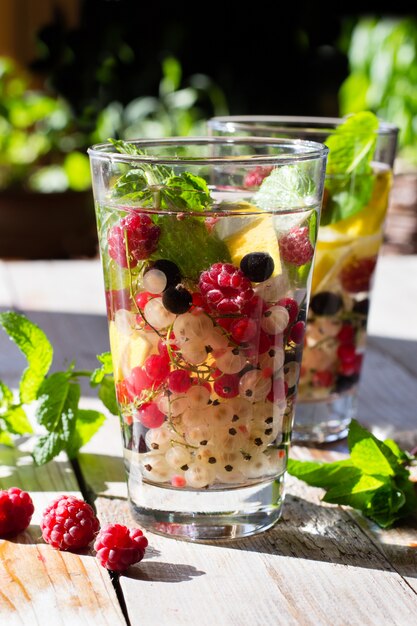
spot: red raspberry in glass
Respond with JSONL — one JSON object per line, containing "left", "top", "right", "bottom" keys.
{"left": 94, "top": 524, "right": 148, "bottom": 572}
{"left": 137, "top": 402, "right": 165, "bottom": 429}
{"left": 337, "top": 324, "right": 355, "bottom": 345}
{"left": 230, "top": 318, "right": 258, "bottom": 344}
{"left": 199, "top": 263, "right": 254, "bottom": 314}
{"left": 41, "top": 495, "right": 100, "bottom": 551}
{"left": 105, "top": 289, "right": 131, "bottom": 321}
{"left": 168, "top": 370, "right": 192, "bottom": 394}
{"left": 108, "top": 213, "right": 160, "bottom": 268}
{"left": 213, "top": 373, "right": 240, "bottom": 398}
{"left": 243, "top": 166, "right": 273, "bottom": 188}
{"left": 279, "top": 226, "right": 314, "bottom": 267}
{"left": 312, "top": 370, "right": 335, "bottom": 388}
{"left": 144, "top": 354, "right": 170, "bottom": 385}
{"left": 340, "top": 256, "right": 377, "bottom": 293}
{"left": 0, "top": 487, "right": 34, "bottom": 537}
{"left": 337, "top": 344, "right": 356, "bottom": 364}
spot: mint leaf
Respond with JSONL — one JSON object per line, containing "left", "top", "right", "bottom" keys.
{"left": 152, "top": 214, "right": 231, "bottom": 280}
{"left": 0, "top": 430, "right": 13, "bottom": 447}
{"left": 2, "top": 405, "right": 32, "bottom": 435}
{"left": 321, "top": 112, "right": 379, "bottom": 226}
{"left": 0, "top": 380, "right": 13, "bottom": 409}
{"left": 98, "top": 377, "right": 118, "bottom": 416}
{"left": 162, "top": 172, "right": 212, "bottom": 211}
{"left": 288, "top": 419, "right": 417, "bottom": 528}
{"left": 287, "top": 458, "right": 361, "bottom": 488}
{"left": 348, "top": 419, "right": 402, "bottom": 476}
{"left": 90, "top": 352, "right": 114, "bottom": 385}
{"left": 32, "top": 431, "right": 63, "bottom": 465}
{"left": 66, "top": 409, "right": 106, "bottom": 459}
{"left": 0, "top": 312, "right": 53, "bottom": 403}
{"left": 36, "top": 373, "right": 80, "bottom": 442}
{"left": 254, "top": 164, "right": 317, "bottom": 210}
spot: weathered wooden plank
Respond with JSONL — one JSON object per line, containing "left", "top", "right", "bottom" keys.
{"left": 0, "top": 444, "right": 126, "bottom": 626}
{"left": 94, "top": 489, "right": 417, "bottom": 626}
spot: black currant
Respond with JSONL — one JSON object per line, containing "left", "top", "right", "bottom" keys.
{"left": 162, "top": 285, "right": 192, "bottom": 314}
{"left": 352, "top": 298, "right": 369, "bottom": 316}
{"left": 240, "top": 252, "right": 274, "bottom": 282}
{"left": 310, "top": 291, "right": 343, "bottom": 316}
{"left": 152, "top": 259, "right": 182, "bottom": 289}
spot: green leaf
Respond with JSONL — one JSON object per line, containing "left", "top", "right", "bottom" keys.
{"left": 32, "top": 432, "right": 63, "bottom": 466}
{"left": 66, "top": 409, "right": 106, "bottom": 459}
{"left": 98, "top": 377, "right": 118, "bottom": 416}
{"left": 287, "top": 458, "right": 362, "bottom": 488}
{"left": 323, "top": 473, "right": 387, "bottom": 508}
{"left": 0, "top": 312, "right": 53, "bottom": 403}
{"left": 364, "top": 482, "right": 407, "bottom": 528}
{"left": 321, "top": 112, "right": 379, "bottom": 226}
{"left": 90, "top": 352, "right": 114, "bottom": 386}
{"left": 348, "top": 419, "right": 402, "bottom": 476}
{"left": 152, "top": 213, "right": 231, "bottom": 280}
{"left": 162, "top": 172, "right": 212, "bottom": 211}
{"left": 36, "top": 373, "right": 80, "bottom": 443}
{"left": 63, "top": 152, "right": 91, "bottom": 192}
{"left": 0, "top": 430, "right": 13, "bottom": 447}
{"left": 2, "top": 405, "right": 33, "bottom": 435}
{"left": 0, "top": 380, "right": 13, "bottom": 409}
{"left": 254, "top": 164, "right": 317, "bottom": 210}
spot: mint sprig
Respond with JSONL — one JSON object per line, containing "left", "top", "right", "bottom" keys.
{"left": 288, "top": 419, "right": 417, "bottom": 528}
{"left": 0, "top": 312, "right": 116, "bottom": 465}
{"left": 321, "top": 111, "right": 379, "bottom": 226}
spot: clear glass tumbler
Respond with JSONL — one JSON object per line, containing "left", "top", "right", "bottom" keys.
{"left": 208, "top": 115, "right": 398, "bottom": 443}
{"left": 88, "top": 137, "right": 328, "bottom": 540}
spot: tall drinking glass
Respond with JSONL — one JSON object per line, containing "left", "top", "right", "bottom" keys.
{"left": 88, "top": 137, "right": 327, "bottom": 540}
{"left": 208, "top": 116, "right": 398, "bottom": 443}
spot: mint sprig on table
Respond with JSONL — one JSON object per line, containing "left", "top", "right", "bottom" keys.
{"left": 288, "top": 419, "right": 417, "bottom": 528}
{"left": 321, "top": 111, "right": 379, "bottom": 226}
{"left": 0, "top": 312, "right": 117, "bottom": 465}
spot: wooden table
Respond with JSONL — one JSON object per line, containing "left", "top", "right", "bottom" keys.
{"left": 1, "top": 255, "right": 416, "bottom": 626}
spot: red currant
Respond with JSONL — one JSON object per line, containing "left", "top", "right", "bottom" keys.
{"left": 230, "top": 318, "right": 257, "bottom": 343}
{"left": 144, "top": 355, "right": 170, "bottom": 384}
{"left": 337, "top": 324, "right": 355, "bottom": 345}
{"left": 312, "top": 370, "right": 334, "bottom": 388}
{"left": 168, "top": 370, "right": 192, "bottom": 394}
{"left": 289, "top": 321, "right": 305, "bottom": 344}
{"left": 213, "top": 373, "right": 239, "bottom": 398}
{"left": 137, "top": 402, "right": 165, "bottom": 429}
{"left": 337, "top": 344, "right": 356, "bottom": 363}
{"left": 277, "top": 297, "right": 299, "bottom": 325}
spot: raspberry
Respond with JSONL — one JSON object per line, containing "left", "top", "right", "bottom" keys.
{"left": 339, "top": 256, "right": 377, "bottom": 293}
{"left": 0, "top": 487, "right": 34, "bottom": 537}
{"left": 279, "top": 226, "right": 314, "bottom": 266}
{"left": 40, "top": 495, "right": 100, "bottom": 551}
{"left": 108, "top": 213, "right": 160, "bottom": 268}
{"left": 243, "top": 166, "right": 273, "bottom": 188}
{"left": 94, "top": 524, "right": 148, "bottom": 572}
{"left": 199, "top": 263, "right": 254, "bottom": 314}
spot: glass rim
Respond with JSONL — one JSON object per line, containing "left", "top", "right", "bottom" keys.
{"left": 207, "top": 115, "right": 399, "bottom": 138}
{"left": 87, "top": 135, "right": 328, "bottom": 165}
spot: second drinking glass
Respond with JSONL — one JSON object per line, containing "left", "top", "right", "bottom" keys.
{"left": 208, "top": 115, "right": 398, "bottom": 443}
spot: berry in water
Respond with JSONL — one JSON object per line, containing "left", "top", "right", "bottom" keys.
{"left": 108, "top": 213, "right": 160, "bottom": 268}
{"left": 136, "top": 402, "right": 165, "bottom": 429}
{"left": 240, "top": 252, "right": 275, "bottom": 283}
{"left": 0, "top": 487, "right": 34, "bottom": 537}
{"left": 199, "top": 263, "right": 253, "bottom": 314}
{"left": 279, "top": 226, "right": 314, "bottom": 266}
{"left": 310, "top": 291, "right": 343, "bottom": 316}
{"left": 152, "top": 259, "right": 182, "bottom": 289}
{"left": 167, "top": 370, "right": 192, "bottom": 394}
{"left": 340, "top": 256, "right": 377, "bottom": 293}
{"left": 229, "top": 318, "right": 257, "bottom": 344}
{"left": 143, "top": 269, "right": 167, "bottom": 294}
{"left": 243, "top": 166, "right": 273, "bottom": 188}
{"left": 277, "top": 297, "right": 299, "bottom": 325}
{"left": 162, "top": 285, "right": 193, "bottom": 314}
{"left": 213, "top": 373, "right": 240, "bottom": 398}
{"left": 144, "top": 354, "right": 170, "bottom": 384}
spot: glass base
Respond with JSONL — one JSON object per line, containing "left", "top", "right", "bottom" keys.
{"left": 127, "top": 470, "right": 285, "bottom": 542}
{"left": 292, "top": 392, "right": 357, "bottom": 444}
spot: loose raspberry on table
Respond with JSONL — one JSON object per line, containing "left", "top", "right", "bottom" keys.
{"left": 108, "top": 213, "right": 160, "bottom": 268}
{"left": 41, "top": 495, "right": 100, "bottom": 551}
{"left": 94, "top": 524, "right": 148, "bottom": 572}
{"left": 198, "top": 263, "right": 254, "bottom": 314}
{"left": 0, "top": 487, "right": 34, "bottom": 537}
{"left": 339, "top": 256, "right": 377, "bottom": 293}
{"left": 279, "top": 226, "right": 314, "bottom": 267}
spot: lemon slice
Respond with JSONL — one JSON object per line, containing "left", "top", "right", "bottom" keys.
{"left": 224, "top": 215, "right": 282, "bottom": 276}
{"left": 109, "top": 320, "right": 152, "bottom": 381}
